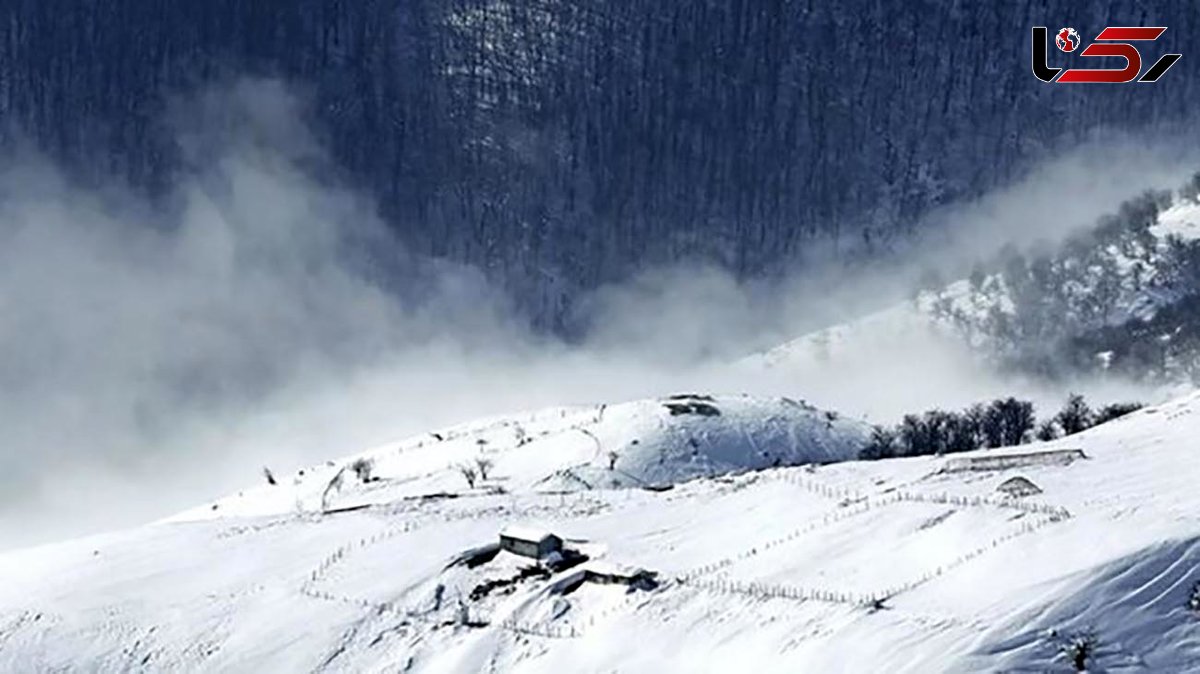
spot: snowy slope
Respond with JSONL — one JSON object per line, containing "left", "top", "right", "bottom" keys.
{"left": 741, "top": 297, "right": 960, "bottom": 373}
{"left": 2, "top": 393, "right": 1200, "bottom": 671}
{"left": 746, "top": 194, "right": 1200, "bottom": 379}
{"left": 167, "top": 394, "right": 868, "bottom": 521}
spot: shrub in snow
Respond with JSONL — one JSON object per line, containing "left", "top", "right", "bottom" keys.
{"left": 350, "top": 458, "right": 374, "bottom": 483}
{"left": 1059, "top": 630, "right": 1097, "bottom": 672}
{"left": 1189, "top": 581, "right": 1200, "bottom": 614}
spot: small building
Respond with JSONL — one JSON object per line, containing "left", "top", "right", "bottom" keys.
{"left": 581, "top": 561, "right": 659, "bottom": 589}
{"left": 996, "top": 476, "right": 1043, "bottom": 498}
{"left": 943, "top": 449, "right": 1086, "bottom": 474}
{"left": 499, "top": 525, "right": 562, "bottom": 559}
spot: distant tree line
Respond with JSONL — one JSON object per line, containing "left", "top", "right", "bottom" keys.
{"left": 860, "top": 393, "right": 1142, "bottom": 460}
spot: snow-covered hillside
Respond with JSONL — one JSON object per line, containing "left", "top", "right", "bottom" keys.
{"left": 747, "top": 192, "right": 1200, "bottom": 383}
{"left": 2, "top": 391, "right": 1200, "bottom": 671}
{"left": 168, "top": 394, "right": 868, "bottom": 521}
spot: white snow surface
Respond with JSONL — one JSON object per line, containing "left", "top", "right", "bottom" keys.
{"left": 165, "top": 394, "right": 868, "bottom": 521}
{"left": 1153, "top": 199, "right": 1200, "bottom": 241}
{"left": 3, "top": 392, "right": 1200, "bottom": 671}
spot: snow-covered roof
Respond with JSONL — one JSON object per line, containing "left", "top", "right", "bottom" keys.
{"left": 581, "top": 560, "right": 651, "bottom": 578}
{"left": 997, "top": 476, "right": 1042, "bottom": 495}
{"left": 499, "top": 525, "right": 558, "bottom": 543}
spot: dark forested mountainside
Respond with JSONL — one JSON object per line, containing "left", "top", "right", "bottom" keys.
{"left": 1, "top": 1, "right": 1197, "bottom": 329}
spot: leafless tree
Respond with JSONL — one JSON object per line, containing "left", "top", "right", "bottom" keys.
{"left": 458, "top": 464, "right": 479, "bottom": 489}
{"left": 473, "top": 456, "right": 494, "bottom": 481}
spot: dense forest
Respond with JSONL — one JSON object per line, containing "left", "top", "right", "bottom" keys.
{"left": 2, "top": 1, "right": 1198, "bottom": 329}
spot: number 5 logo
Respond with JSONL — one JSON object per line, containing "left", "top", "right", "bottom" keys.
{"left": 1032, "top": 26, "right": 1182, "bottom": 83}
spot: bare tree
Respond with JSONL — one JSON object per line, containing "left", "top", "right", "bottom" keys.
{"left": 1035, "top": 419, "right": 1059, "bottom": 442}
{"left": 860, "top": 425, "right": 897, "bottom": 460}
{"left": 458, "top": 464, "right": 479, "bottom": 489}
{"left": 473, "top": 456, "right": 494, "bottom": 481}
{"left": 1056, "top": 394, "right": 1093, "bottom": 436}
{"left": 1094, "top": 402, "right": 1143, "bottom": 426}
{"left": 606, "top": 450, "right": 620, "bottom": 470}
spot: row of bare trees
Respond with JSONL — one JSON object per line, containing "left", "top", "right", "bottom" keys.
{"left": 861, "top": 394, "right": 1142, "bottom": 460}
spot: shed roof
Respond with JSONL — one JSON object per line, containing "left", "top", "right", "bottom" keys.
{"left": 581, "top": 560, "right": 650, "bottom": 578}
{"left": 996, "top": 476, "right": 1042, "bottom": 495}
{"left": 499, "top": 525, "right": 558, "bottom": 543}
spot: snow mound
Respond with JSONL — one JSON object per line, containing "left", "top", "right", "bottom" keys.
{"left": 170, "top": 394, "right": 870, "bottom": 521}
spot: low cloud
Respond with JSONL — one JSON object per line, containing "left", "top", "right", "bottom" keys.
{"left": 0, "top": 80, "right": 1189, "bottom": 549}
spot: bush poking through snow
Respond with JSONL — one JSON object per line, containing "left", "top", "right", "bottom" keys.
{"left": 350, "top": 458, "right": 375, "bottom": 483}
{"left": 1189, "top": 581, "right": 1200, "bottom": 614}
{"left": 1059, "top": 630, "right": 1098, "bottom": 672}
{"left": 262, "top": 467, "right": 277, "bottom": 486}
